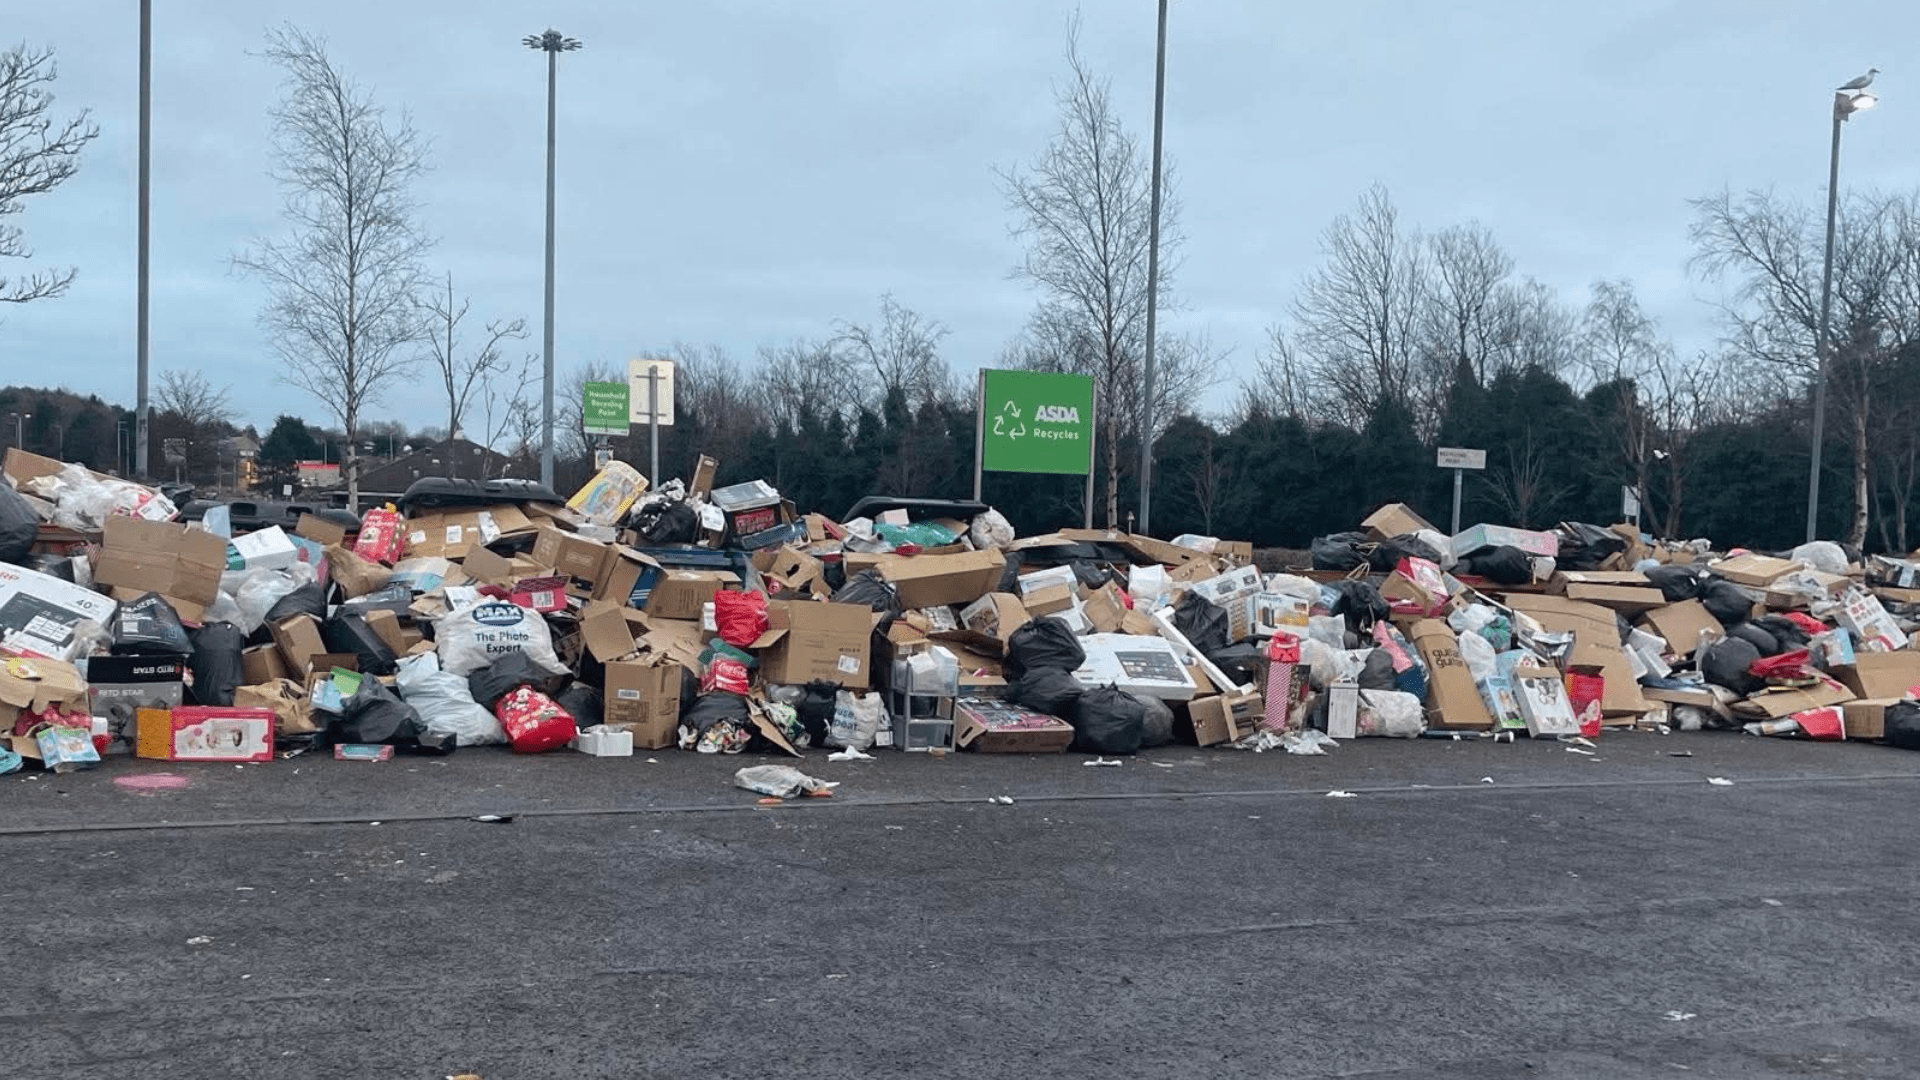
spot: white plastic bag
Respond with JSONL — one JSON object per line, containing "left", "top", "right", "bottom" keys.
{"left": 1357, "top": 689, "right": 1426, "bottom": 737}
{"left": 733, "top": 765, "right": 837, "bottom": 799}
{"left": 1789, "top": 541, "right": 1848, "bottom": 575}
{"left": 827, "top": 690, "right": 885, "bottom": 750}
{"left": 396, "top": 653, "right": 506, "bottom": 745}
{"left": 435, "top": 601, "right": 569, "bottom": 676}
{"left": 228, "top": 562, "right": 318, "bottom": 635}
{"left": 1412, "top": 528, "right": 1455, "bottom": 571}
{"left": 1457, "top": 629, "right": 1498, "bottom": 681}
{"left": 1127, "top": 564, "right": 1170, "bottom": 611}
{"left": 969, "top": 508, "right": 1015, "bottom": 549}
{"left": 1307, "top": 614, "right": 1349, "bottom": 650}
{"left": 1263, "top": 574, "right": 1323, "bottom": 603}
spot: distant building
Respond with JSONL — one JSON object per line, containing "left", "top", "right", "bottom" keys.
{"left": 354, "top": 439, "right": 530, "bottom": 503}
{"left": 297, "top": 461, "right": 341, "bottom": 489}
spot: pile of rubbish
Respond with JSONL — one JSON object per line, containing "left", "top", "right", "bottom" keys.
{"left": 4, "top": 443, "right": 1920, "bottom": 780}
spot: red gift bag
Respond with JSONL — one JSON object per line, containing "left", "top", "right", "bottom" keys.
{"left": 493, "top": 686, "right": 576, "bottom": 754}
{"left": 353, "top": 506, "right": 406, "bottom": 565}
{"left": 712, "top": 590, "right": 770, "bottom": 649}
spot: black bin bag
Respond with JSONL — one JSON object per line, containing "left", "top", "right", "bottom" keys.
{"left": 1069, "top": 684, "right": 1145, "bottom": 755}
{"left": 1002, "top": 617, "right": 1086, "bottom": 682}
{"left": 112, "top": 592, "right": 192, "bottom": 656}
{"left": 1008, "top": 668, "right": 1084, "bottom": 718}
{"left": 188, "top": 621, "right": 247, "bottom": 707}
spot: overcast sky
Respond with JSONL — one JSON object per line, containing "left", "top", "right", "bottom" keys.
{"left": 3, "top": 1, "right": 1914, "bottom": 435}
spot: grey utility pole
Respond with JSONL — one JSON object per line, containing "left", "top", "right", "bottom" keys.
{"left": 525, "top": 29, "right": 582, "bottom": 490}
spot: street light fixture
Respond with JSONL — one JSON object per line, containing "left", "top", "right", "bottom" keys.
{"left": 12, "top": 412, "right": 31, "bottom": 450}
{"left": 1806, "top": 72, "right": 1880, "bottom": 544}
{"left": 525, "top": 29, "right": 582, "bottom": 491}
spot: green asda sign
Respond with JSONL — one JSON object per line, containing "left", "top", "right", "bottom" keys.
{"left": 582, "top": 382, "right": 628, "bottom": 436}
{"left": 979, "top": 369, "right": 1094, "bottom": 475}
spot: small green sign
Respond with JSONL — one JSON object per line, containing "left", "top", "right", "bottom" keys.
{"left": 582, "top": 382, "right": 628, "bottom": 437}
{"left": 980, "top": 369, "right": 1095, "bottom": 475}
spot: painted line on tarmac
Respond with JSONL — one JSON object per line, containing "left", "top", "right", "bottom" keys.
{"left": 2, "top": 770, "right": 1916, "bottom": 838}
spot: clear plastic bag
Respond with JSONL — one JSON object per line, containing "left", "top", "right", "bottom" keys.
{"left": 1356, "top": 689, "right": 1426, "bottom": 737}
{"left": 969, "top": 508, "right": 1015, "bottom": 549}
{"left": 229, "top": 562, "right": 318, "bottom": 635}
{"left": 1456, "top": 628, "right": 1498, "bottom": 681}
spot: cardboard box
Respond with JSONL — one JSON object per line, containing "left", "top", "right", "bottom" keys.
{"left": 0, "top": 655, "right": 91, "bottom": 730}
{"left": 1187, "top": 689, "right": 1263, "bottom": 746}
{"left": 402, "top": 505, "right": 535, "bottom": 560}
{"left": 1843, "top": 698, "right": 1901, "bottom": 740}
{"left": 642, "top": 569, "right": 739, "bottom": 621}
{"left": 1833, "top": 651, "right": 1920, "bottom": 700}
{"left": 754, "top": 546, "right": 830, "bottom": 599}
{"left": 959, "top": 593, "right": 1030, "bottom": 646}
{"left": 270, "top": 614, "right": 328, "bottom": 674}
{"left": 1383, "top": 559, "right": 1450, "bottom": 619}
{"left": 1363, "top": 503, "right": 1437, "bottom": 542}
{"left": 954, "top": 697, "right": 1074, "bottom": 752}
{"left": 1476, "top": 673, "right": 1526, "bottom": 730}
{"left": 1735, "top": 679, "right": 1854, "bottom": 720}
{"left": 581, "top": 601, "right": 652, "bottom": 662}
{"left": 93, "top": 516, "right": 228, "bottom": 622}
{"left": 532, "top": 525, "right": 612, "bottom": 585}
{"left": 0, "top": 562, "right": 121, "bottom": 661}
{"left": 1503, "top": 593, "right": 1650, "bottom": 716}
{"left": 876, "top": 548, "right": 1008, "bottom": 610}
{"left": 593, "top": 547, "right": 663, "bottom": 607}
{"left": 1453, "top": 524, "right": 1559, "bottom": 559}
{"left": 134, "top": 706, "right": 274, "bottom": 763}
{"left": 85, "top": 656, "right": 186, "bottom": 740}
{"left": 362, "top": 609, "right": 408, "bottom": 656}
{"left": 749, "top": 601, "right": 876, "bottom": 689}
{"left": 1638, "top": 601, "right": 1724, "bottom": 658}
{"left": 1072, "top": 634, "right": 1197, "bottom": 701}
{"left": 1836, "top": 588, "right": 1910, "bottom": 651}
{"left": 1409, "top": 619, "right": 1494, "bottom": 729}
{"left": 228, "top": 526, "right": 300, "bottom": 571}
{"left": 1080, "top": 583, "right": 1130, "bottom": 634}
{"left": 603, "top": 659, "right": 680, "bottom": 749}
{"left": 295, "top": 513, "right": 347, "bottom": 548}
{"left": 241, "top": 644, "right": 290, "bottom": 686}
{"left": 1510, "top": 664, "right": 1579, "bottom": 737}
{"left": 1709, "top": 553, "right": 1799, "bottom": 588}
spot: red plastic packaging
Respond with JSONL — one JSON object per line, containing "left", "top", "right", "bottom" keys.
{"left": 353, "top": 507, "right": 406, "bottom": 565}
{"left": 1566, "top": 672, "right": 1605, "bottom": 738}
{"left": 1749, "top": 649, "right": 1814, "bottom": 683}
{"left": 712, "top": 590, "right": 770, "bottom": 649}
{"left": 493, "top": 686, "right": 577, "bottom": 754}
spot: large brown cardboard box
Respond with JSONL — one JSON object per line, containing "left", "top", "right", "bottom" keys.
{"left": 1734, "top": 679, "right": 1854, "bottom": 720}
{"left": 960, "top": 593, "right": 1031, "bottom": 646}
{"left": 241, "top": 644, "right": 290, "bottom": 686}
{"left": 92, "top": 516, "right": 228, "bottom": 622}
{"left": 593, "top": 547, "right": 663, "bottom": 606}
{"left": 603, "top": 658, "right": 680, "bottom": 749}
{"left": 325, "top": 544, "right": 391, "bottom": 598}
{"left": 1638, "top": 601, "right": 1725, "bottom": 658}
{"left": 269, "top": 615, "right": 328, "bottom": 674}
{"left": 1187, "top": 689, "right": 1264, "bottom": 746}
{"left": 753, "top": 546, "right": 829, "bottom": 599}
{"left": 580, "top": 601, "right": 651, "bottom": 662}
{"left": 1502, "top": 593, "right": 1650, "bottom": 716}
{"left": 1833, "top": 651, "right": 1920, "bottom": 700}
{"left": 1409, "top": 619, "right": 1494, "bottom": 729}
{"left": 875, "top": 548, "right": 1008, "bottom": 609}
{"left": 363, "top": 610, "right": 408, "bottom": 656}
{"left": 1363, "top": 502, "right": 1437, "bottom": 542}
{"left": 531, "top": 524, "right": 612, "bottom": 584}
{"left": 749, "top": 601, "right": 875, "bottom": 688}
{"left": 645, "top": 569, "right": 740, "bottom": 620}
{"left": 295, "top": 513, "right": 347, "bottom": 548}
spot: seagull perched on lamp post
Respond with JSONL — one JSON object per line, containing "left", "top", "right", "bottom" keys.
{"left": 1839, "top": 68, "right": 1879, "bottom": 91}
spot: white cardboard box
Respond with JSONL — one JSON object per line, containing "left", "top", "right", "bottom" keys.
{"left": 573, "top": 726, "right": 634, "bottom": 757}
{"left": 0, "top": 563, "right": 120, "bottom": 661}
{"left": 228, "top": 526, "right": 300, "bottom": 571}
{"left": 1071, "top": 633, "right": 1198, "bottom": 701}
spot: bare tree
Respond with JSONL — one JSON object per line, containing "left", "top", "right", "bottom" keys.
{"left": 235, "top": 26, "right": 432, "bottom": 511}
{"left": 832, "top": 294, "right": 950, "bottom": 411}
{"left": 668, "top": 342, "right": 763, "bottom": 469}
{"left": 1419, "top": 222, "right": 1513, "bottom": 385}
{"left": 1690, "top": 187, "right": 1920, "bottom": 546}
{"left": 754, "top": 339, "right": 853, "bottom": 431}
{"left": 155, "top": 369, "right": 234, "bottom": 431}
{"left": 1577, "top": 279, "right": 1670, "bottom": 522}
{"left": 419, "top": 272, "right": 527, "bottom": 442}
{"left": 557, "top": 358, "right": 618, "bottom": 469}
{"left": 998, "top": 18, "right": 1186, "bottom": 526}
{"left": 478, "top": 353, "right": 541, "bottom": 477}
{"left": 0, "top": 43, "right": 99, "bottom": 305}
{"left": 1487, "top": 436, "right": 1572, "bottom": 529}
{"left": 1290, "top": 184, "right": 1427, "bottom": 430}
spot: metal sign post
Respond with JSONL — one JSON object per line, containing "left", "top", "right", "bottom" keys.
{"left": 625, "top": 359, "right": 675, "bottom": 481}
{"left": 1435, "top": 447, "right": 1487, "bottom": 535}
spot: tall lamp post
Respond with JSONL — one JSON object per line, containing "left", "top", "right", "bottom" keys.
{"left": 524, "top": 29, "right": 582, "bottom": 491}
{"left": 1806, "top": 70, "right": 1878, "bottom": 544}
{"left": 1137, "top": 0, "right": 1169, "bottom": 536}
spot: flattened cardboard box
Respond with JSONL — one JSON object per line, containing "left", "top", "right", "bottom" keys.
{"left": 1638, "top": 600, "right": 1724, "bottom": 658}
{"left": 1708, "top": 553, "right": 1799, "bottom": 587}
{"left": 93, "top": 516, "right": 228, "bottom": 621}
{"left": 402, "top": 505, "right": 534, "bottom": 560}
{"left": 1733, "top": 679, "right": 1854, "bottom": 720}
{"left": 1362, "top": 502, "right": 1437, "bottom": 542}
{"left": 1502, "top": 593, "right": 1649, "bottom": 716}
